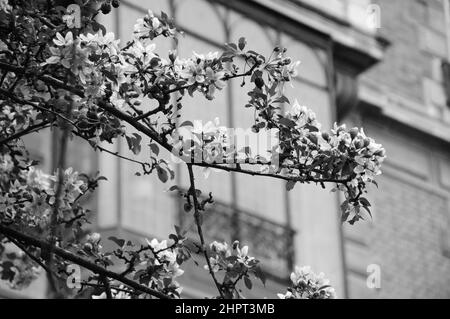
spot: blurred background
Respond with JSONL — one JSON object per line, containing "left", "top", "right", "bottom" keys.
{"left": 2, "top": 0, "right": 450, "bottom": 298}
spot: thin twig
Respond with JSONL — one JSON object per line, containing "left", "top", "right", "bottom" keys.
{"left": 0, "top": 88, "right": 77, "bottom": 126}
{"left": 186, "top": 163, "right": 225, "bottom": 298}
{"left": 0, "top": 120, "right": 52, "bottom": 146}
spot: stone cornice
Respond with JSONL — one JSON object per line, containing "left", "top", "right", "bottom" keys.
{"left": 211, "top": 0, "right": 389, "bottom": 73}
{"left": 358, "top": 81, "right": 450, "bottom": 144}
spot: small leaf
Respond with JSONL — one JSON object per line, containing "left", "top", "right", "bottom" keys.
{"left": 125, "top": 133, "right": 142, "bottom": 155}
{"left": 149, "top": 143, "right": 160, "bottom": 156}
{"left": 278, "top": 117, "right": 297, "bottom": 128}
{"left": 179, "top": 120, "right": 193, "bottom": 127}
{"left": 274, "top": 95, "right": 290, "bottom": 104}
{"left": 157, "top": 166, "right": 168, "bottom": 183}
{"left": 175, "top": 225, "right": 187, "bottom": 237}
{"left": 341, "top": 211, "right": 350, "bottom": 223}
{"left": 103, "top": 69, "right": 118, "bottom": 84}
{"left": 254, "top": 266, "right": 266, "bottom": 286}
{"left": 244, "top": 276, "right": 253, "bottom": 290}
{"left": 188, "top": 85, "right": 197, "bottom": 97}
{"left": 286, "top": 180, "right": 296, "bottom": 191}
{"left": 5, "top": 253, "right": 16, "bottom": 259}
{"left": 169, "top": 234, "right": 178, "bottom": 243}
{"left": 238, "top": 37, "right": 247, "bottom": 51}
{"left": 225, "top": 42, "right": 238, "bottom": 51}
{"left": 362, "top": 205, "right": 373, "bottom": 219}
{"left": 108, "top": 236, "right": 125, "bottom": 248}
{"left": 359, "top": 197, "right": 371, "bottom": 207}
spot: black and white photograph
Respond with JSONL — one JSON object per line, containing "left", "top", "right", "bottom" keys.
{"left": 0, "top": 0, "right": 449, "bottom": 308}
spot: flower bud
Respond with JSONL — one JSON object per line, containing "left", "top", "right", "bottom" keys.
{"left": 321, "top": 132, "right": 330, "bottom": 142}
{"left": 112, "top": 0, "right": 120, "bottom": 8}
{"left": 88, "top": 232, "right": 101, "bottom": 243}
{"left": 168, "top": 50, "right": 177, "bottom": 63}
{"left": 349, "top": 127, "right": 359, "bottom": 139}
{"left": 308, "top": 133, "right": 318, "bottom": 145}
{"left": 101, "top": 3, "right": 112, "bottom": 14}
{"left": 374, "top": 149, "right": 386, "bottom": 157}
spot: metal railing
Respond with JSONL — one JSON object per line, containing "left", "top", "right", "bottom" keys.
{"left": 178, "top": 194, "right": 296, "bottom": 279}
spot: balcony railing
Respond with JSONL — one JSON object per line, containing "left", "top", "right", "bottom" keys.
{"left": 178, "top": 194, "right": 296, "bottom": 279}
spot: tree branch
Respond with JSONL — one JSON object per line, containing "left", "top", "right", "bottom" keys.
{"left": 0, "top": 120, "right": 52, "bottom": 146}
{"left": 0, "top": 88, "right": 77, "bottom": 127}
{"left": 0, "top": 62, "right": 85, "bottom": 97}
{"left": 193, "top": 162, "right": 351, "bottom": 185}
{"left": 0, "top": 224, "right": 171, "bottom": 299}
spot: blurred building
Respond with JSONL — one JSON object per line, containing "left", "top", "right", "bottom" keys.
{"left": 2, "top": 0, "right": 450, "bottom": 298}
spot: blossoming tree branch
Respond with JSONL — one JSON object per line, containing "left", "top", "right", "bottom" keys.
{"left": 0, "top": 0, "right": 386, "bottom": 299}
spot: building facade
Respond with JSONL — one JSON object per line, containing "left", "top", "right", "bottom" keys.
{"left": 1, "top": 0, "right": 449, "bottom": 298}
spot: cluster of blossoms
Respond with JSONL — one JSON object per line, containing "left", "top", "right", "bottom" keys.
{"left": 0, "top": 153, "right": 86, "bottom": 228}
{"left": 179, "top": 52, "right": 227, "bottom": 100}
{"left": 169, "top": 97, "right": 384, "bottom": 224}
{"left": 279, "top": 100, "right": 386, "bottom": 182}
{"left": 87, "top": 235, "right": 184, "bottom": 298}
{"left": 62, "top": 6, "right": 79, "bottom": 29}
{"left": 134, "top": 10, "right": 177, "bottom": 41}
{"left": 46, "top": 31, "right": 122, "bottom": 96}
{"left": 146, "top": 238, "right": 184, "bottom": 279}
{"left": 137, "top": 238, "right": 184, "bottom": 298}
{"left": 273, "top": 100, "right": 386, "bottom": 222}
{"left": 265, "top": 48, "right": 301, "bottom": 83}
{"left": 44, "top": 6, "right": 302, "bottom": 116}
{"left": 337, "top": 125, "right": 385, "bottom": 186}
{"left": 39, "top": 9, "right": 304, "bottom": 158}
{"left": 168, "top": 97, "right": 385, "bottom": 224}
{"left": 277, "top": 266, "right": 337, "bottom": 299}
{"left": 208, "top": 240, "right": 258, "bottom": 274}
{"left": 82, "top": 232, "right": 103, "bottom": 254}
{"left": 45, "top": 25, "right": 228, "bottom": 116}
{"left": 207, "top": 240, "right": 264, "bottom": 297}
